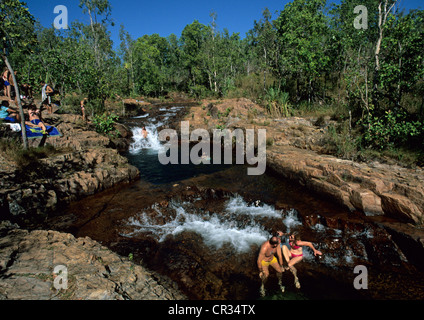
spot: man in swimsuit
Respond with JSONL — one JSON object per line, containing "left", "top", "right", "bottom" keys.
{"left": 41, "top": 81, "right": 54, "bottom": 114}
{"left": 257, "top": 235, "right": 284, "bottom": 297}
{"left": 278, "top": 231, "right": 322, "bottom": 289}
{"left": 26, "top": 104, "right": 48, "bottom": 133}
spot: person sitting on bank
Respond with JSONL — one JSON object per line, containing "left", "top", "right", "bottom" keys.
{"left": 25, "top": 104, "right": 48, "bottom": 133}
{"left": 0, "top": 100, "right": 20, "bottom": 123}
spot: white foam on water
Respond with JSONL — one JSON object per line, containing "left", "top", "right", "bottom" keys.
{"left": 121, "top": 197, "right": 277, "bottom": 253}
{"left": 132, "top": 114, "right": 149, "bottom": 119}
{"left": 282, "top": 209, "right": 302, "bottom": 232}
{"left": 129, "top": 125, "right": 163, "bottom": 153}
{"left": 224, "top": 195, "right": 282, "bottom": 219}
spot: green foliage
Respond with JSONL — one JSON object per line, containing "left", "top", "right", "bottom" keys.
{"left": 363, "top": 110, "right": 423, "bottom": 150}
{"left": 264, "top": 87, "right": 291, "bottom": 117}
{"left": 0, "top": 0, "right": 37, "bottom": 53}
{"left": 324, "top": 122, "right": 358, "bottom": 159}
{"left": 2, "top": 0, "right": 423, "bottom": 164}
{"left": 92, "top": 113, "right": 120, "bottom": 137}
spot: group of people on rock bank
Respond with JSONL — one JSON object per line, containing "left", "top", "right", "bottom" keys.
{"left": 257, "top": 230, "right": 322, "bottom": 297}
{"left": 1, "top": 66, "right": 90, "bottom": 134}
{"left": 1, "top": 67, "right": 57, "bottom": 135}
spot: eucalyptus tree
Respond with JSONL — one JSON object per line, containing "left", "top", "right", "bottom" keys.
{"left": 0, "top": 0, "right": 37, "bottom": 148}
{"left": 274, "top": 0, "right": 331, "bottom": 103}
{"left": 250, "top": 8, "right": 278, "bottom": 92}
{"left": 180, "top": 20, "right": 210, "bottom": 96}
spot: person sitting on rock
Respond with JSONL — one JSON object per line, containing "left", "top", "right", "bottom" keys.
{"left": 0, "top": 100, "right": 20, "bottom": 123}
{"left": 277, "top": 230, "right": 322, "bottom": 289}
{"left": 25, "top": 104, "right": 48, "bottom": 133}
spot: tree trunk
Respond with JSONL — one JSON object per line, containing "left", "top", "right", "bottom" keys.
{"left": 2, "top": 54, "right": 28, "bottom": 149}
{"left": 374, "top": 1, "right": 398, "bottom": 94}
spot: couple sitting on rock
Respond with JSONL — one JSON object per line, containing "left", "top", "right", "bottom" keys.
{"left": 257, "top": 230, "right": 322, "bottom": 297}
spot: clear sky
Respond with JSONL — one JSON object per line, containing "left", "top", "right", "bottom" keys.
{"left": 26, "top": 0, "right": 423, "bottom": 49}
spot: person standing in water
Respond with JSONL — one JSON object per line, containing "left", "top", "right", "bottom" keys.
{"left": 277, "top": 231, "right": 322, "bottom": 289}
{"left": 141, "top": 126, "right": 148, "bottom": 139}
{"left": 257, "top": 235, "right": 285, "bottom": 297}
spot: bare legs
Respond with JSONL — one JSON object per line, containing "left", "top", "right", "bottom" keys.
{"left": 259, "top": 261, "right": 284, "bottom": 297}
{"left": 282, "top": 245, "right": 302, "bottom": 289}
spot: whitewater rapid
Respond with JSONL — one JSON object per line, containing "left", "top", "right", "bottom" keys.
{"left": 120, "top": 195, "right": 302, "bottom": 253}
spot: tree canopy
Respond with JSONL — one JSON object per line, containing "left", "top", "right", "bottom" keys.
{"left": 1, "top": 0, "right": 423, "bottom": 155}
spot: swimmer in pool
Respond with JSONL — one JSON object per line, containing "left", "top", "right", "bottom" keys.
{"left": 141, "top": 127, "right": 148, "bottom": 139}
{"left": 277, "top": 231, "right": 322, "bottom": 289}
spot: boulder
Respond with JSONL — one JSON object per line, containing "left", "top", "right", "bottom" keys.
{"left": 0, "top": 228, "right": 186, "bottom": 300}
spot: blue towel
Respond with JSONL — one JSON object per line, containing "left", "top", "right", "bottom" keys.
{"left": 25, "top": 123, "right": 61, "bottom": 138}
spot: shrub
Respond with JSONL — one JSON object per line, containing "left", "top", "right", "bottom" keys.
{"left": 92, "top": 113, "right": 121, "bottom": 138}
{"left": 363, "top": 110, "right": 423, "bottom": 150}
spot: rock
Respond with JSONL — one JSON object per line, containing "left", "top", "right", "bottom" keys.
{"left": 349, "top": 188, "right": 382, "bottom": 216}
{"left": 266, "top": 146, "right": 424, "bottom": 225}
{"left": 0, "top": 112, "right": 140, "bottom": 221}
{"left": 0, "top": 229, "right": 186, "bottom": 300}
{"left": 381, "top": 193, "right": 423, "bottom": 224}
{"left": 184, "top": 97, "right": 424, "bottom": 226}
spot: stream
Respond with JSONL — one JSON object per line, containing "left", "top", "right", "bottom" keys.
{"left": 46, "top": 102, "right": 424, "bottom": 300}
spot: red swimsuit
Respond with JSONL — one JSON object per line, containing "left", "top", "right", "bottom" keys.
{"left": 290, "top": 241, "right": 303, "bottom": 258}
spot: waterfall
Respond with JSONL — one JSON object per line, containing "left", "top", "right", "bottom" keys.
{"left": 129, "top": 124, "right": 163, "bottom": 153}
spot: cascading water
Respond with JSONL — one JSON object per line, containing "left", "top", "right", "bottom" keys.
{"left": 125, "top": 104, "right": 233, "bottom": 184}
{"left": 129, "top": 124, "right": 163, "bottom": 153}
{"left": 52, "top": 102, "right": 424, "bottom": 300}
{"left": 121, "top": 195, "right": 279, "bottom": 253}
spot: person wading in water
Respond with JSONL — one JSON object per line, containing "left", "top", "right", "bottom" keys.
{"left": 257, "top": 235, "right": 285, "bottom": 297}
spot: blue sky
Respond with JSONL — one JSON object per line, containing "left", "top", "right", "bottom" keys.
{"left": 26, "top": 0, "right": 422, "bottom": 49}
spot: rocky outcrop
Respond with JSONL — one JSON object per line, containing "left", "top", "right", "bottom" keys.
{"left": 0, "top": 113, "right": 139, "bottom": 221}
{"left": 0, "top": 103, "right": 190, "bottom": 300}
{"left": 1, "top": 148, "right": 139, "bottom": 219}
{"left": 0, "top": 227, "right": 185, "bottom": 300}
{"left": 185, "top": 99, "right": 424, "bottom": 226}
{"left": 266, "top": 145, "right": 424, "bottom": 224}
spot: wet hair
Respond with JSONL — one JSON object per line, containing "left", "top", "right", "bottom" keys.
{"left": 289, "top": 232, "right": 300, "bottom": 245}
{"left": 269, "top": 236, "right": 279, "bottom": 246}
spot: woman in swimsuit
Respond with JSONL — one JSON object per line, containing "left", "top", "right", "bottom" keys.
{"left": 279, "top": 231, "right": 322, "bottom": 289}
